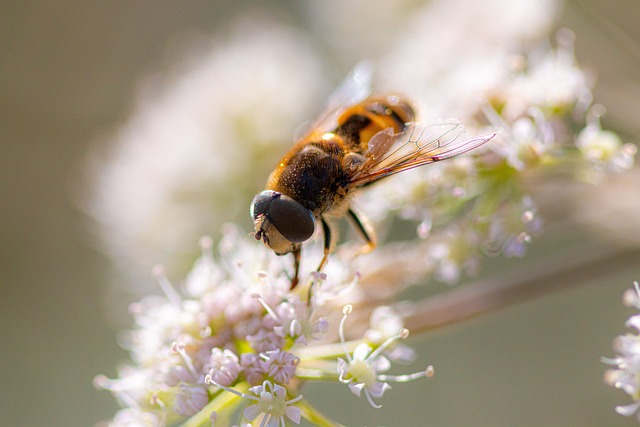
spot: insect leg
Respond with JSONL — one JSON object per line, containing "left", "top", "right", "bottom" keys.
{"left": 317, "top": 217, "right": 333, "bottom": 272}
{"left": 347, "top": 208, "right": 377, "bottom": 253}
{"left": 290, "top": 245, "right": 301, "bottom": 290}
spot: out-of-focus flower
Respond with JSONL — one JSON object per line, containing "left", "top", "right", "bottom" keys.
{"left": 376, "top": 0, "right": 560, "bottom": 118}
{"left": 87, "top": 19, "right": 327, "bottom": 293}
{"left": 604, "top": 282, "right": 640, "bottom": 420}
{"left": 577, "top": 105, "right": 637, "bottom": 178}
{"left": 304, "top": 0, "right": 425, "bottom": 65}
{"left": 483, "top": 196, "right": 542, "bottom": 258}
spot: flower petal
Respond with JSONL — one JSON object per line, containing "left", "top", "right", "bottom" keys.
{"left": 348, "top": 382, "right": 365, "bottom": 397}
{"left": 243, "top": 403, "right": 263, "bottom": 421}
{"left": 286, "top": 406, "right": 302, "bottom": 424}
{"left": 616, "top": 401, "right": 640, "bottom": 417}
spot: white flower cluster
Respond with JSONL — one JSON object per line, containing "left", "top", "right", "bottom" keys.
{"left": 95, "top": 227, "right": 431, "bottom": 426}
{"left": 355, "top": 26, "right": 635, "bottom": 284}
{"left": 604, "top": 282, "right": 640, "bottom": 420}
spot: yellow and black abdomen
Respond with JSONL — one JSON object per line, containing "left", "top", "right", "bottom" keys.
{"left": 334, "top": 95, "right": 415, "bottom": 152}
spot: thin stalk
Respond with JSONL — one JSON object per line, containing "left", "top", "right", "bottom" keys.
{"left": 181, "top": 382, "right": 248, "bottom": 427}
{"left": 404, "top": 246, "right": 640, "bottom": 334}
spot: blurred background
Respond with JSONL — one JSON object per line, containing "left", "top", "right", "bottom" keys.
{"left": 1, "top": 0, "right": 639, "bottom": 426}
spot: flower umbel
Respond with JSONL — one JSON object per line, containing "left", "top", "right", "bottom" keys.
{"left": 96, "top": 230, "right": 433, "bottom": 426}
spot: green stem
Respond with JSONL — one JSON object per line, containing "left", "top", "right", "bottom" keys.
{"left": 295, "top": 340, "right": 362, "bottom": 360}
{"left": 295, "top": 367, "right": 339, "bottom": 382}
{"left": 181, "top": 382, "right": 249, "bottom": 427}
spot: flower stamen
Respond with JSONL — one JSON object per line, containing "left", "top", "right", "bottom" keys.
{"left": 153, "top": 264, "right": 182, "bottom": 307}
{"left": 171, "top": 341, "right": 200, "bottom": 382}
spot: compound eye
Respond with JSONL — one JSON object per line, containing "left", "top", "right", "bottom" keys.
{"left": 250, "top": 190, "right": 276, "bottom": 221}
{"left": 269, "top": 194, "right": 315, "bottom": 243}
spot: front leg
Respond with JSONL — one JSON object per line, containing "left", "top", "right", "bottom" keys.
{"left": 316, "top": 217, "right": 334, "bottom": 273}
{"left": 290, "top": 245, "right": 302, "bottom": 289}
{"left": 291, "top": 217, "right": 334, "bottom": 290}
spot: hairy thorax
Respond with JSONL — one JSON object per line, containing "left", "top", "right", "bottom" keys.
{"left": 268, "top": 136, "right": 352, "bottom": 218}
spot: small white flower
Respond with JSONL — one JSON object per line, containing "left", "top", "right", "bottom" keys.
{"left": 427, "top": 227, "right": 482, "bottom": 284}
{"left": 337, "top": 305, "right": 433, "bottom": 408}
{"left": 94, "top": 368, "right": 154, "bottom": 413}
{"left": 205, "top": 348, "right": 241, "bottom": 387}
{"left": 577, "top": 106, "right": 637, "bottom": 174}
{"left": 174, "top": 383, "right": 208, "bottom": 417}
{"left": 247, "top": 328, "right": 285, "bottom": 354}
{"left": 486, "top": 112, "right": 553, "bottom": 172}
{"left": 484, "top": 196, "right": 542, "bottom": 258}
{"left": 273, "top": 297, "right": 329, "bottom": 345}
{"left": 365, "top": 306, "right": 404, "bottom": 344}
{"left": 240, "top": 353, "right": 267, "bottom": 386}
{"left": 243, "top": 380, "right": 303, "bottom": 427}
{"left": 183, "top": 236, "right": 224, "bottom": 297}
{"left": 205, "top": 376, "right": 302, "bottom": 427}
{"left": 261, "top": 350, "right": 300, "bottom": 385}
{"left": 338, "top": 343, "right": 392, "bottom": 408}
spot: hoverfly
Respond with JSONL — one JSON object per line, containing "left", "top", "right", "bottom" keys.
{"left": 251, "top": 64, "right": 497, "bottom": 288}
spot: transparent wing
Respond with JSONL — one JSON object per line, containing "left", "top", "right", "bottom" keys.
{"left": 294, "top": 61, "right": 373, "bottom": 141}
{"left": 348, "top": 121, "right": 500, "bottom": 187}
